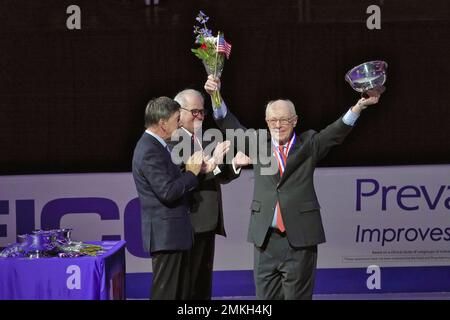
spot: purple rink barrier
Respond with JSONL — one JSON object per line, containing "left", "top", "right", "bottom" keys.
{"left": 0, "top": 240, "right": 126, "bottom": 300}
{"left": 1, "top": 165, "right": 450, "bottom": 297}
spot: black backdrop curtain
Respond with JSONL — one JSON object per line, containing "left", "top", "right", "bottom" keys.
{"left": 1, "top": 0, "right": 449, "bottom": 175}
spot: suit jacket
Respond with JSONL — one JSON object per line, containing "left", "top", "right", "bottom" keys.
{"left": 216, "top": 111, "right": 353, "bottom": 248}
{"left": 168, "top": 128, "right": 240, "bottom": 236}
{"left": 132, "top": 132, "right": 198, "bottom": 253}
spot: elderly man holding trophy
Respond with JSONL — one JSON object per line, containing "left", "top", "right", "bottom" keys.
{"left": 204, "top": 60, "right": 387, "bottom": 300}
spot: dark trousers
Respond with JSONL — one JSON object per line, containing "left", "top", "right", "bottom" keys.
{"left": 151, "top": 249, "right": 191, "bottom": 300}
{"left": 188, "top": 231, "right": 216, "bottom": 300}
{"left": 254, "top": 228, "right": 317, "bottom": 300}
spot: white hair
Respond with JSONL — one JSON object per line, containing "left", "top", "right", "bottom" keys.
{"left": 265, "top": 99, "right": 297, "bottom": 117}
{"left": 174, "top": 89, "right": 204, "bottom": 108}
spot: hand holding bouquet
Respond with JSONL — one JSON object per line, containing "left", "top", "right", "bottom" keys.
{"left": 191, "top": 11, "right": 232, "bottom": 108}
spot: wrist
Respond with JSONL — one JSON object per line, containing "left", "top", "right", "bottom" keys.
{"left": 351, "top": 104, "right": 363, "bottom": 114}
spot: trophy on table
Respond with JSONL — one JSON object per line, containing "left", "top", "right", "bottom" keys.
{"left": 345, "top": 60, "right": 387, "bottom": 98}
{"left": 26, "top": 230, "right": 57, "bottom": 258}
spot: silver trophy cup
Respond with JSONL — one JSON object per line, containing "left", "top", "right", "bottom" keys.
{"left": 345, "top": 61, "right": 387, "bottom": 97}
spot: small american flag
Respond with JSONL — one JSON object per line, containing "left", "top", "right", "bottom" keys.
{"left": 217, "top": 35, "right": 232, "bottom": 59}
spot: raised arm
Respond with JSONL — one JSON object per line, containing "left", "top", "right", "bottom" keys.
{"left": 313, "top": 86, "right": 384, "bottom": 161}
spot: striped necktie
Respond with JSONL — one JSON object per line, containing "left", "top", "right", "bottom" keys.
{"left": 275, "top": 145, "right": 287, "bottom": 232}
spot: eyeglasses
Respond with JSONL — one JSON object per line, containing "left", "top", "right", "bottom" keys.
{"left": 266, "top": 116, "right": 296, "bottom": 126}
{"left": 180, "top": 107, "right": 208, "bottom": 118}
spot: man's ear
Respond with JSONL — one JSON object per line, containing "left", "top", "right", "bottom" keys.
{"left": 292, "top": 115, "right": 298, "bottom": 127}
{"left": 159, "top": 118, "right": 166, "bottom": 130}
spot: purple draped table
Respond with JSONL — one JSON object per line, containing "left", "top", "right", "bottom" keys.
{"left": 0, "top": 240, "right": 126, "bottom": 300}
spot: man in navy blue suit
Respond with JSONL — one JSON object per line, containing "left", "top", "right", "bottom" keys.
{"left": 132, "top": 96, "right": 205, "bottom": 299}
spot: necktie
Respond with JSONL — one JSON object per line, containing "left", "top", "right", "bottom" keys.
{"left": 276, "top": 145, "right": 287, "bottom": 232}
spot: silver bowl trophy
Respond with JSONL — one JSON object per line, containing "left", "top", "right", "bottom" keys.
{"left": 345, "top": 60, "right": 387, "bottom": 97}
{"left": 26, "top": 230, "right": 57, "bottom": 258}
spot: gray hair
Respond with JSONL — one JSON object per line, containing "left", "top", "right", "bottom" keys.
{"left": 174, "top": 89, "right": 204, "bottom": 108}
{"left": 265, "top": 99, "right": 297, "bottom": 117}
{"left": 144, "top": 96, "right": 180, "bottom": 127}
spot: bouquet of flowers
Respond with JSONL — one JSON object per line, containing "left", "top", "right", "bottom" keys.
{"left": 191, "top": 11, "right": 232, "bottom": 108}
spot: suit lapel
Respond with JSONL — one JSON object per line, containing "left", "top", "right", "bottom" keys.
{"left": 262, "top": 138, "right": 279, "bottom": 186}
{"left": 278, "top": 135, "right": 302, "bottom": 186}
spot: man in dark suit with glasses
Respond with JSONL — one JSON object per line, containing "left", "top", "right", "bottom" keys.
{"left": 204, "top": 75, "right": 383, "bottom": 300}
{"left": 171, "top": 89, "right": 251, "bottom": 299}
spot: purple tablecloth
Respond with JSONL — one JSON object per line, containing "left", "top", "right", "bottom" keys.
{"left": 0, "top": 240, "right": 126, "bottom": 300}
